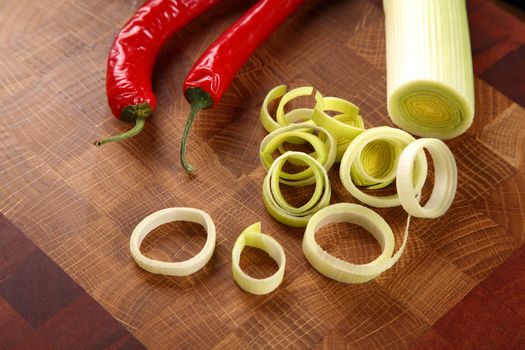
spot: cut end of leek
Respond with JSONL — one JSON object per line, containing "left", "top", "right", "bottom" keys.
{"left": 388, "top": 80, "right": 474, "bottom": 139}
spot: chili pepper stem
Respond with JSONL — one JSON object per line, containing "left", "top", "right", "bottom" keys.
{"left": 180, "top": 88, "right": 214, "bottom": 173}
{"left": 94, "top": 117, "right": 146, "bottom": 146}
{"left": 180, "top": 104, "right": 203, "bottom": 173}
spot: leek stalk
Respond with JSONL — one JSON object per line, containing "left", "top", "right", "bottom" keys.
{"left": 384, "top": 0, "right": 475, "bottom": 139}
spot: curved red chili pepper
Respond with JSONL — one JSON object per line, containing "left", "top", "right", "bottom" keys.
{"left": 95, "top": 0, "right": 224, "bottom": 146}
{"left": 180, "top": 0, "right": 305, "bottom": 172}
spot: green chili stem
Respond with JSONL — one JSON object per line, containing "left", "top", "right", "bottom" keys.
{"left": 180, "top": 102, "right": 204, "bottom": 173}
{"left": 94, "top": 118, "right": 146, "bottom": 146}
{"left": 180, "top": 88, "right": 214, "bottom": 174}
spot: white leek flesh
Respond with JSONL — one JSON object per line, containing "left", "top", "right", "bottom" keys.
{"left": 384, "top": 0, "right": 475, "bottom": 139}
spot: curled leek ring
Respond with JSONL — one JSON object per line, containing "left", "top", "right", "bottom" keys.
{"left": 312, "top": 91, "right": 364, "bottom": 140}
{"left": 302, "top": 203, "right": 410, "bottom": 284}
{"left": 260, "top": 85, "right": 287, "bottom": 133}
{"left": 275, "top": 86, "right": 314, "bottom": 126}
{"left": 274, "top": 109, "right": 316, "bottom": 162}
{"left": 340, "top": 126, "right": 428, "bottom": 208}
{"left": 397, "top": 138, "right": 457, "bottom": 218}
{"left": 282, "top": 108, "right": 314, "bottom": 123}
{"left": 317, "top": 113, "right": 367, "bottom": 162}
{"left": 333, "top": 114, "right": 365, "bottom": 162}
{"left": 260, "top": 85, "right": 315, "bottom": 140}
{"left": 232, "top": 222, "right": 286, "bottom": 295}
{"left": 129, "top": 208, "right": 216, "bottom": 276}
{"left": 263, "top": 151, "right": 331, "bottom": 227}
{"left": 260, "top": 123, "right": 337, "bottom": 186}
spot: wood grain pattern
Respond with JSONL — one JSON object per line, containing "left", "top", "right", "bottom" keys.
{"left": 0, "top": 0, "right": 524, "bottom": 348}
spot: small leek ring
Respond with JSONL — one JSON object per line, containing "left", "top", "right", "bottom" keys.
{"left": 263, "top": 151, "right": 331, "bottom": 227}
{"left": 302, "top": 203, "right": 410, "bottom": 284}
{"left": 270, "top": 157, "right": 324, "bottom": 215}
{"left": 129, "top": 208, "right": 216, "bottom": 276}
{"left": 260, "top": 123, "right": 336, "bottom": 186}
{"left": 232, "top": 222, "right": 286, "bottom": 295}
{"left": 397, "top": 138, "right": 457, "bottom": 218}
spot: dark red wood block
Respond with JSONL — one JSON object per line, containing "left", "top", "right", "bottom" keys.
{"left": 469, "top": 24, "right": 501, "bottom": 75}
{"left": 0, "top": 216, "right": 36, "bottom": 283}
{"left": 481, "top": 44, "right": 525, "bottom": 108}
{"left": 367, "top": 0, "right": 382, "bottom": 7}
{"left": 432, "top": 286, "right": 525, "bottom": 350}
{"left": 0, "top": 249, "right": 84, "bottom": 327}
{"left": 0, "top": 298, "right": 34, "bottom": 349}
{"left": 0, "top": 214, "right": 145, "bottom": 350}
{"left": 480, "top": 246, "right": 525, "bottom": 321}
{"left": 409, "top": 329, "right": 454, "bottom": 350}
{"left": 468, "top": 0, "right": 525, "bottom": 74}
{"left": 36, "top": 294, "right": 130, "bottom": 350}
{"left": 10, "top": 332, "right": 54, "bottom": 350}
{"left": 466, "top": 0, "right": 486, "bottom": 12}
{"left": 105, "top": 335, "right": 148, "bottom": 350}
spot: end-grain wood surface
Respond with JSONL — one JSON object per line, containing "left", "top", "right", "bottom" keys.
{"left": 1, "top": 0, "right": 525, "bottom": 348}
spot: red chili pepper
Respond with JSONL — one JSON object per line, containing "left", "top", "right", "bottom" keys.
{"left": 180, "top": 0, "right": 304, "bottom": 172}
{"left": 95, "top": 0, "right": 223, "bottom": 147}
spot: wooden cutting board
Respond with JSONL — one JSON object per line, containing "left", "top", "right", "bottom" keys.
{"left": 1, "top": 0, "right": 525, "bottom": 348}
